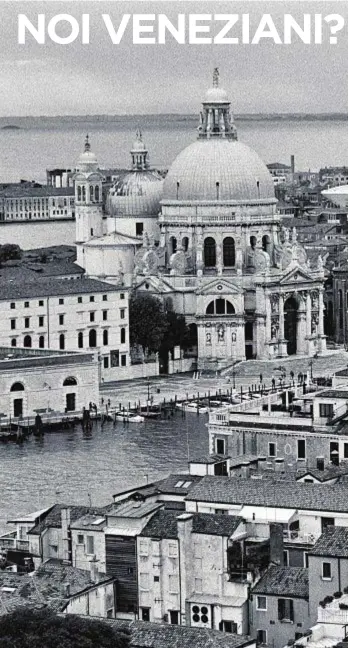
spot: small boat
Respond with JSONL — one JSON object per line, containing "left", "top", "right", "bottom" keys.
{"left": 176, "top": 402, "right": 208, "bottom": 414}
{"left": 114, "top": 411, "right": 144, "bottom": 423}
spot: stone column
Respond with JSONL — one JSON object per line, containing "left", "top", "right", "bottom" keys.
{"left": 278, "top": 294, "right": 284, "bottom": 339}
{"left": 318, "top": 289, "right": 327, "bottom": 354}
{"left": 265, "top": 295, "right": 271, "bottom": 343}
{"left": 196, "top": 227, "right": 203, "bottom": 277}
{"left": 306, "top": 293, "right": 312, "bottom": 338}
{"left": 278, "top": 293, "right": 288, "bottom": 357}
{"left": 216, "top": 241, "right": 223, "bottom": 276}
{"left": 296, "top": 311, "right": 307, "bottom": 355}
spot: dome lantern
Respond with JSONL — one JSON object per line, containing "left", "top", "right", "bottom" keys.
{"left": 198, "top": 68, "right": 238, "bottom": 141}
{"left": 130, "top": 130, "right": 149, "bottom": 171}
{"left": 76, "top": 134, "right": 99, "bottom": 173}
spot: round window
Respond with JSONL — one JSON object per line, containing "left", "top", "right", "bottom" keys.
{"left": 192, "top": 606, "right": 200, "bottom": 614}
{"left": 201, "top": 614, "right": 209, "bottom": 623}
{"left": 201, "top": 606, "right": 208, "bottom": 614}
{"left": 193, "top": 614, "right": 200, "bottom": 622}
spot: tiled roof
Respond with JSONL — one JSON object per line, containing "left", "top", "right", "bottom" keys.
{"left": 0, "top": 561, "right": 93, "bottom": 616}
{"left": 0, "top": 261, "right": 84, "bottom": 282}
{"left": 28, "top": 504, "right": 107, "bottom": 535}
{"left": 140, "top": 510, "right": 243, "bottom": 539}
{"left": 0, "top": 185, "right": 74, "bottom": 197}
{"left": 0, "top": 277, "right": 120, "bottom": 300}
{"left": 252, "top": 566, "right": 309, "bottom": 599}
{"left": 297, "top": 462, "right": 348, "bottom": 483}
{"left": 104, "top": 619, "right": 254, "bottom": 647}
{"left": 309, "top": 527, "right": 348, "bottom": 558}
{"left": 185, "top": 476, "right": 348, "bottom": 512}
{"left": 315, "top": 390, "right": 348, "bottom": 399}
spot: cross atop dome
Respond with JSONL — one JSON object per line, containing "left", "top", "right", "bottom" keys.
{"left": 198, "top": 70, "right": 238, "bottom": 141}
{"left": 84, "top": 133, "right": 91, "bottom": 152}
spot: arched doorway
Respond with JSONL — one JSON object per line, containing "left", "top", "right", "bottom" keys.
{"left": 284, "top": 297, "right": 298, "bottom": 355}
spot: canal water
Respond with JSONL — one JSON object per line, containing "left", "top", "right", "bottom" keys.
{"left": 0, "top": 412, "right": 208, "bottom": 534}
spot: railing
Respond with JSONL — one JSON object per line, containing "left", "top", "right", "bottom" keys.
{"left": 283, "top": 530, "right": 319, "bottom": 545}
{"left": 0, "top": 533, "right": 30, "bottom": 552}
{"left": 317, "top": 606, "right": 348, "bottom": 625}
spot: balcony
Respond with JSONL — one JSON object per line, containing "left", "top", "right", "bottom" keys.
{"left": 0, "top": 532, "right": 30, "bottom": 552}
{"left": 283, "top": 530, "right": 319, "bottom": 545}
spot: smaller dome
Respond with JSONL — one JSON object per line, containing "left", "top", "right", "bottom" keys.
{"left": 204, "top": 86, "right": 229, "bottom": 104}
{"left": 107, "top": 171, "right": 163, "bottom": 217}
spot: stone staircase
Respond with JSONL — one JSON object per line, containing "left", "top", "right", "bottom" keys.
{"left": 221, "top": 349, "right": 348, "bottom": 380}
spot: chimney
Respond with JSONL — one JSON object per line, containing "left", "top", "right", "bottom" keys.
{"left": 274, "top": 458, "right": 285, "bottom": 473}
{"left": 177, "top": 513, "right": 193, "bottom": 624}
{"left": 257, "top": 457, "right": 267, "bottom": 472}
{"left": 240, "top": 462, "right": 250, "bottom": 479}
{"left": 61, "top": 508, "right": 71, "bottom": 564}
{"left": 269, "top": 523, "right": 284, "bottom": 565}
{"left": 63, "top": 582, "right": 70, "bottom": 598}
{"left": 291, "top": 155, "right": 295, "bottom": 174}
{"left": 89, "top": 556, "right": 99, "bottom": 584}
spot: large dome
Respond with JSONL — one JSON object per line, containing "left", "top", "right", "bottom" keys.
{"left": 162, "top": 139, "right": 276, "bottom": 203}
{"left": 107, "top": 171, "right": 163, "bottom": 217}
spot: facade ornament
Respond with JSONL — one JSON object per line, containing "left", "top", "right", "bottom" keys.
{"left": 292, "top": 227, "right": 298, "bottom": 244}
{"left": 317, "top": 254, "right": 324, "bottom": 271}
{"left": 217, "top": 324, "right": 225, "bottom": 342}
{"left": 206, "top": 332, "right": 212, "bottom": 344}
{"left": 270, "top": 294, "right": 279, "bottom": 313}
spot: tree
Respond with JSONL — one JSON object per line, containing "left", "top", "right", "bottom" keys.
{"left": 160, "top": 309, "right": 191, "bottom": 356}
{"left": 0, "top": 244, "right": 22, "bottom": 266}
{"left": 0, "top": 608, "right": 130, "bottom": 648}
{"left": 129, "top": 291, "right": 167, "bottom": 353}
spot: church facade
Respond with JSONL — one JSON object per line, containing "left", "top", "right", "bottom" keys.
{"left": 75, "top": 71, "right": 327, "bottom": 370}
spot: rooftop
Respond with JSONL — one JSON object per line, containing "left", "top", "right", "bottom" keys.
{"left": 0, "top": 561, "right": 95, "bottom": 616}
{"left": 140, "top": 510, "right": 243, "bottom": 540}
{"left": 297, "top": 463, "right": 348, "bottom": 483}
{"left": 105, "top": 619, "right": 255, "bottom": 648}
{"left": 28, "top": 504, "right": 108, "bottom": 536}
{"left": 0, "top": 277, "right": 120, "bottom": 301}
{"left": 309, "top": 527, "right": 348, "bottom": 558}
{"left": 252, "top": 566, "right": 309, "bottom": 599}
{"left": 0, "top": 185, "right": 74, "bottom": 197}
{"left": 185, "top": 477, "right": 348, "bottom": 512}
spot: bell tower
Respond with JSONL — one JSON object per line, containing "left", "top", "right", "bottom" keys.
{"left": 74, "top": 135, "right": 104, "bottom": 267}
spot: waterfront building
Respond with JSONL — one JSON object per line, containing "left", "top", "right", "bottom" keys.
{"left": 250, "top": 566, "right": 310, "bottom": 646}
{"left": 0, "top": 277, "right": 130, "bottom": 382}
{"left": 0, "top": 345, "right": 99, "bottom": 419}
{"left": 0, "top": 183, "right": 75, "bottom": 222}
{"left": 266, "top": 162, "right": 292, "bottom": 179}
{"left": 207, "top": 386, "right": 348, "bottom": 471}
{"left": 76, "top": 71, "right": 328, "bottom": 370}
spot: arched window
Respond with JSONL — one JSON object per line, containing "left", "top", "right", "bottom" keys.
{"left": 90, "top": 185, "right": 94, "bottom": 202}
{"left": 205, "top": 299, "right": 235, "bottom": 315}
{"left": 78, "top": 332, "right": 83, "bottom": 349}
{"left": 182, "top": 237, "right": 189, "bottom": 252}
{"left": 77, "top": 186, "right": 81, "bottom": 201}
{"left": 120, "top": 327, "right": 126, "bottom": 344}
{"left": 170, "top": 237, "right": 177, "bottom": 254}
{"left": 223, "top": 237, "right": 235, "bottom": 266}
{"left": 204, "top": 237, "right": 216, "bottom": 267}
{"left": 10, "top": 382, "right": 24, "bottom": 392}
{"left": 63, "top": 377, "right": 77, "bottom": 386}
{"left": 59, "top": 333, "right": 65, "bottom": 350}
{"left": 24, "top": 335, "right": 32, "bottom": 348}
{"left": 11, "top": 338, "right": 17, "bottom": 347}
{"left": 103, "top": 329, "right": 109, "bottom": 346}
{"left": 250, "top": 236, "right": 257, "bottom": 249}
{"left": 89, "top": 329, "right": 97, "bottom": 348}
{"left": 262, "top": 235, "right": 271, "bottom": 255}
{"left": 82, "top": 186, "right": 86, "bottom": 202}
{"left": 95, "top": 186, "right": 99, "bottom": 202}
{"left": 39, "top": 335, "right": 45, "bottom": 349}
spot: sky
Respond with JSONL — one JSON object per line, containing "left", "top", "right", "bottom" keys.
{"left": 0, "top": 0, "right": 347, "bottom": 116}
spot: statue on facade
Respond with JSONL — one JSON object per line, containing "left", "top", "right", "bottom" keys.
{"left": 206, "top": 332, "right": 212, "bottom": 345}
{"left": 217, "top": 325, "right": 225, "bottom": 342}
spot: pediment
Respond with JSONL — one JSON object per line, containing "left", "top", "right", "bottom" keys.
{"left": 279, "top": 265, "right": 315, "bottom": 285}
{"left": 135, "top": 275, "right": 173, "bottom": 294}
{"left": 196, "top": 277, "right": 242, "bottom": 296}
